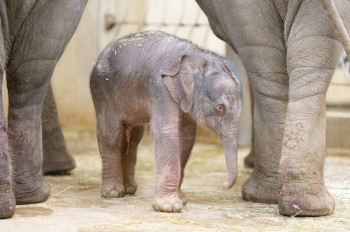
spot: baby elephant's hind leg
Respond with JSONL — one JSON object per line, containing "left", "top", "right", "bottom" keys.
{"left": 178, "top": 120, "right": 196, "bottom": 205}
{"left": 122, "top": 126, "right": 144, "bottom": 195}
{"left": 96, "top": 103, "right": 125, "bottom": 198}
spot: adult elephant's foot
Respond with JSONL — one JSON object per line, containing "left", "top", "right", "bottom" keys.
{"left": 242, "top": 171, "right": 280, "bottom": 204}
{"left": 0, "top": 153, "right": 16, "bottom": 218}
{"left": 178, "top": 190, "right": 187, "bottom": 205}
{"left": 42, "top": 149, "right": 75, "bottom": 175}
{"left": 14, "top": 176, "right": 50, "bottom": 205}
{"left": 101, "top": 182, "right": 125, "bottom": 198}
{"left": 123, "top": 177, "right": 138, "bottom": 195}
{"left": 152, "top": 193, "right": 183, "bottom": 213}
{"left": 0, "top": 187, "right": 16, "bottom": 219}
{"left": 42, "top": 126, "right": 75, "bottom": 175}
{"left": 244, "top": 150, "right": 255, "bottom": 168}
{"left": 279, "top": 182, "right": 334, "bottom": 216}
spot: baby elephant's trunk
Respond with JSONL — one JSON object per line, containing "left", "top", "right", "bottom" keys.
{"left": 220, "top": 125, "right": 239, "bottom": 189}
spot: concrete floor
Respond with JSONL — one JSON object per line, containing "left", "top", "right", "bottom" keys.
{"left": 1, "top": 130, "right": 350, "bottom": 232}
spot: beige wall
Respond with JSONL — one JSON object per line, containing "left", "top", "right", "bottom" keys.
{"left": 50, "top": 0, "right": 226, "bottom": 130}
{"left": 51, "top": 0, "right": 99, "bottom": 130}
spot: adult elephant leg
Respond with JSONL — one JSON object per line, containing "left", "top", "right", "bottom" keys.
{"left": 226, "top": 3, "right": 288, "bottom": 204}
{"left": 0, "top": 70, "right": 15, "bottom": 219}
{"left": 0, "top": 18, "right": 15, "bottom": 217}
{"left": 197, "top": 0, "right": 289, "bottom": 204}
{"left": 279, "top": 0, "right": 347, "bottom": 216}
{"left": 42, "top": 83, "right": 75, "bottom": 175}
{"left": 242, "top": 68, "right": 288, "bottom": 204}
{"left": 244, "top": 85, "right": 255, "bottom": 169}
{"left": 6, "top": 0, "right": 86, "bottom": 204}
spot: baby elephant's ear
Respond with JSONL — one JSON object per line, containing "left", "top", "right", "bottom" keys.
{"left": 161, "top": 55, "right": 195, "bottom": 113}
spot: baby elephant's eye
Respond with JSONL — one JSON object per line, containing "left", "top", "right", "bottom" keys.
{"left": 216, "top": 104, "right": 225, "bottom": 114}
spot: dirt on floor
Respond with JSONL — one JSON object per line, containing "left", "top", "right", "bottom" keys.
{"left": 1, "top": 129, "right": 350, "bottom": 232}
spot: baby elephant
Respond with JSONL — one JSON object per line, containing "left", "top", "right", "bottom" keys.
{"left": 90, "top": 31, "right": 242, "bottom": 213}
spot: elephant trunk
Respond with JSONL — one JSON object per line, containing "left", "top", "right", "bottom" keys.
{"left": 220, "top": 124, "right": 239, "bottom": 189}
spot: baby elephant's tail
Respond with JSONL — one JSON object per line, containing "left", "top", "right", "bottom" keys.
{"left": 90, "top": 64, "right": 100, "bottom": 99}
{"left": 89, "top": 62, "right": 109, "bottom": 107}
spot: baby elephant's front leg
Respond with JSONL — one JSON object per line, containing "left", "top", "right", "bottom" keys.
{"left": 152, "top": 120, "right": 183, "bottom": 213}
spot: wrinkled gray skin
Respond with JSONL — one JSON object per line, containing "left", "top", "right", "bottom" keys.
{"left": 90, "top": 31, "right": 242, "bottom": 213}
{"left": 42, "top": 84, "right": 76, "bottom": 175}
{"left": 196, "top": 0, "right": 350, "bottom": 216}
{"left": 0, "top": 0, "right": 87, "bottom": 219}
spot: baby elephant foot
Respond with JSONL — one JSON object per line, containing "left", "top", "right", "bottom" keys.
{"left": 101, "top": 183, "right": 125, "bottom": 198}
{"left": 14, "top": 177, "right": 51, "bottom": 205}
{"left": 152, "top": 194, "right": 183, "bottom": 213}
